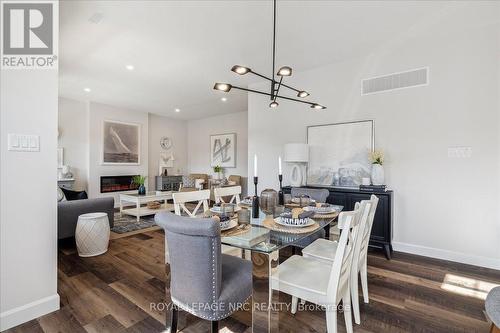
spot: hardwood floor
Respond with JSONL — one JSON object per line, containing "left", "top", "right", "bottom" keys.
{"left": 6, "top": 229, "right": 499, "bottom": 333}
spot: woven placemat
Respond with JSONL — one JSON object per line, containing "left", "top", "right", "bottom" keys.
{"left": 221, "top": 223, "right": 251, "bottom": 237}
{"left": 283, "top": 205, "right": 339, "bottom": 219}
{"left": 312, "top": 211, "right": 339, "bottom": 219}
{"left": 262, "top": 217, "right": 320, "bottom": 234}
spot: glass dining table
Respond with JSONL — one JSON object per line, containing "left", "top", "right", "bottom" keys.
{"left": 164, "top": 204, "right": 343, "bottom": 333}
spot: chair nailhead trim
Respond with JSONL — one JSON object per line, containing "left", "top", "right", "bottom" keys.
{"left": 171, "top": 294, "right": 252, "bottom": 321}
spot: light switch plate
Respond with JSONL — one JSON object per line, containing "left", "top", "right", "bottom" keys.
{"left": 447, "top": 146, "right": 472, "bottom": 158}
{"left": 8, "top": 134, "right": 40, "bottom": 152}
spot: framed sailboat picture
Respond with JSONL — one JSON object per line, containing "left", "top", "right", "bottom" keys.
{"left": 102, "top": 120, "right": 141, "bottom": 165}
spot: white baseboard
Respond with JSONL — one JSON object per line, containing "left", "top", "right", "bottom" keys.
{"left": 392, "top": 241, "right": 500, "bottom": 270}
{"left": 0, "top": 294, "right": 60, "bottom": 332}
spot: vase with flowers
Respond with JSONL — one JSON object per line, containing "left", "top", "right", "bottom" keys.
{"left": 369, "top": 150, "right": 385, "bottom": 185}
{"left": 213, "top": 165, "right": 223, "bottom": 180}
{"left": 132, "top": 175, "right": 147, "bottom": 195}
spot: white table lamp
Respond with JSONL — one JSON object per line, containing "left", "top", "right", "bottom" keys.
{"left": 284, "top": 143, "right": 309, "bottom": 187}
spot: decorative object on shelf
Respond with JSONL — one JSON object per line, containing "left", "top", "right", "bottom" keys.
{"left": 61, "top": 165, "right": 73, "bottom": 179}
{"left": 213, "top": 165, "right": 223, "bottom": 180}
{"left": 260, "top": 189, "right": 278, "bottom": 215}
{"left": 370, "top": 149, "right": 385, "bottom": 185}
{"left": 359, "top": 184, "right": 386, "bottom": 192}
{"left": 159, "top": 152, "right": 175, "bottom": 176}
{"left": 307, "top": 120, "right": 374, "bottom": 187}
{"left": 278, "top": 156, "right": 284, "bottom": 205}
{"left": 147, "top": 201, "right": 161, "bottom": 210}
{"left": 213, "top": 0, "right": 326, "bottom": 110}
{"left": 362, "top": 177, "right": 371, "bottom": 186}
{"left": 57, "top": 148, "right": 64, "bottom": 168}
{"left": 132, "top": 175, "right": 147, "bottom": 195}
{"left": 160, "top": 136, "right": 172, "bottom": 150}
{"left": 210, "top": 133, "right": 236, "bottom": 168}
{"left": 102, "top": 120, "right": 140, "bottom": 165}
{"left": 252, "top": 154, "right": 259, "bottom": 218}
{"left": 284, "top": 143, "right": 309, "bottom": 187}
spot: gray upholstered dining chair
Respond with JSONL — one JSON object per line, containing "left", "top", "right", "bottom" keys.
{"left": 154, "top": 211, "right": 252, "bottom": 333}
{"left": 290, "top": 187, "right": 331, "bottom": 250}
{"left": 291, "top": 187, "right": 330, "bottom": 203}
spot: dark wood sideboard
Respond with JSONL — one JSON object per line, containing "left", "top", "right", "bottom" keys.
{"left": 282, "top": 186, "right": 394, "bottom": 259}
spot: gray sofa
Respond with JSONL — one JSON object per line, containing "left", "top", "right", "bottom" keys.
{"left": 58, "top": 197, "right": 115, "bottom": 239}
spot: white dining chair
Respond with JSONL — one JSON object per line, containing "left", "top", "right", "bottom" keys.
{"left": 271, "top": 208, "right": 361, "bottom": 333}
{"left": 172, "top": 190, "right": 210, "bottom": 217}
{"left": 214, "top": 185, "right": 242, "bottom": 205}
{"left": 302, "top": 194, "right": 379, "bottom": 325}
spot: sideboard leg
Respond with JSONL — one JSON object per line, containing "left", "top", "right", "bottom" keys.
{"left": 383, "top": 244, "right": 392, "bottom": 260}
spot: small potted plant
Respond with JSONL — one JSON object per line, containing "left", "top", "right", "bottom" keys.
{"left": 369, "top": 150, "right": 385, "bottom": 185}
{"left": 213, "top": 165, "right": 223, "bottom": 180}
{"left": 132, "top": 175, "right": 147, "bottom": 195}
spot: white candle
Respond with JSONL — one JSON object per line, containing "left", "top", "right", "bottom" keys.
{"left": 278, "top": 156, "right": 282, "bottom": 175}
{"left": 254, "top": 154, "right": 258, "bottom": 177}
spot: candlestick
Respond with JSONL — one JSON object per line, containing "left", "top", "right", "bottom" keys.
{"left": 253, "top": 154, "right": 258, "bottom": 177}
{"left": 278, "top": 174, "right": 284, "bottom": 205}
{"left": 278, "top": 156, "right": 282, "bottom": 175}
{"left": 252, "top": 176, "right": 260, "bottom": 218}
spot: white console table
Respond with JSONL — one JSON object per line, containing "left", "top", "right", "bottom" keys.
{"left": 119, "top": 191, "right": 175, "bottom": 222}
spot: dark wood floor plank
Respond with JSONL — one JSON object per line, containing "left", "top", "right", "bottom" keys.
{"left": 109, "top": 278, "right": 166, "bottom": 324}
{"left": 83, "top": 314, "right": 126, "bottom": 333}
{"left": 37, "top": 306, "right": 87, "bottom": 333}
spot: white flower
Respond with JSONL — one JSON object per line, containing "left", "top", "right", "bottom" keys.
{"left": 369, "top": 150, "right": 384, "bottom": 165}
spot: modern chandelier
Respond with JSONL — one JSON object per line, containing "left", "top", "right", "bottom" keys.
{"left": 213, "top": 0, "right": 326, "bottom": 110}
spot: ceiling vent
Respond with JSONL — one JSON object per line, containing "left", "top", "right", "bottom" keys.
{"left": 362, "top": 67, "right": 428, "bottom": 95}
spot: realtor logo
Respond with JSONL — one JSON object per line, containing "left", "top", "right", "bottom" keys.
{"left": 1, "top": 1, "right": 57, "bottom": 69}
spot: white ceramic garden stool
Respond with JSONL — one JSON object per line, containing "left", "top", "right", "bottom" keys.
{"left": 76, "top": 212, "right": 110, "bottom": 257}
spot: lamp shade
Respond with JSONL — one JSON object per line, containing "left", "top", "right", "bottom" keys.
{"left": 284, "top": 143, "right": 309, "bottom": 162}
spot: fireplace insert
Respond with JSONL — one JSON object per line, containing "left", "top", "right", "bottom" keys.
{"left": 100, "top": 175, "right": 139, "bottom": 193}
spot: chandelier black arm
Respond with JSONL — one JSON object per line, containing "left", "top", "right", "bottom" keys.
{"left": 231, "top": 85, "right": 320, "bottom": 107}
{"left": 249, "top": 70, "right": 304, "bottom": 94}
{"left": 273, "top": 76, "right": 283, "bottom": 101}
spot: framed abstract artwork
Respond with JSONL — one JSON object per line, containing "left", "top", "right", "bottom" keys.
{"left": 102, "top": 120, "right": 141, "bottom": 165}
{"left": 307, "top": 120, "right": 374, "bottom": 187}
{"left": 210, "top": 133, "right": 236, "bottom": 167}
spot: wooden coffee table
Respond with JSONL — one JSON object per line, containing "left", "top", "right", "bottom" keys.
{"left": 119, "top": 191, "right": 175, "bottom": 222}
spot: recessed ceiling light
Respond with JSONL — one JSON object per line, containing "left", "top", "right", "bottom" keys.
{"left": 175, "top": 108, "right": 180, "bottom": 113}
{"left": 221, "top": 97, "right": 227, "bottom": 102}
{"left": 125, "top": 65, "right": 134, "bottom": 71}
{"left": 83, "top": 88, "right": 91, "bottom": 92}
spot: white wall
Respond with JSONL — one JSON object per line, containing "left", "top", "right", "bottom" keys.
{"left": 148, "top": 113, "right": 188, "bottom": 189}
{"left": 58, "top": 98, "right": 89, "bottom": 190}
{"left": 0, "top": 60, "right": 59, "bottom": 330}
{"left": 248, "top": 12, "right": 500, "bottom": 268}
{"left": 87, "top": 102, "right": 149, "bottom": 202}
{"left": 187, "top": 111, "right": 248, "bottom": 190}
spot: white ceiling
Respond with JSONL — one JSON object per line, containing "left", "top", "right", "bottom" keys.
{"left": 59, "top": 0, "right": 457, "bottom": 120}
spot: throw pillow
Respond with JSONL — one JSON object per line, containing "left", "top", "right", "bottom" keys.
{"left": 182, "top": 175, "right": 196, "bottom": 188}
{"left": 57, "top": 187, "right": 66, "bottom": 202}
{"left": 60, "top": 187, "right": 88, "bottom": 201}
